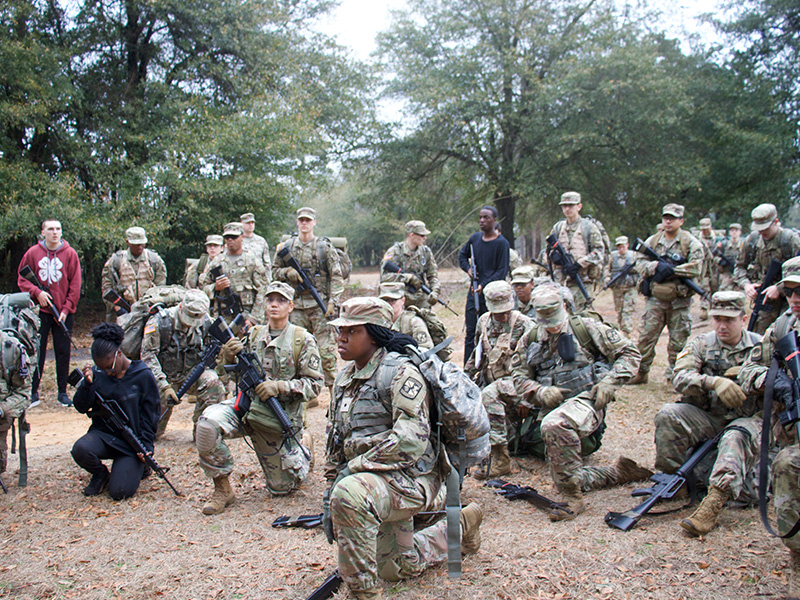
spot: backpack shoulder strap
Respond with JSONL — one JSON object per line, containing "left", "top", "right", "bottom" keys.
{"left": 290, "top": 323, "right": 308, "bottom": 366}
{"left": 157, "top": 308, "right": 173, "bottom": 353}
{"left": 568, "top": 315, "right": 600, "bottom": 357}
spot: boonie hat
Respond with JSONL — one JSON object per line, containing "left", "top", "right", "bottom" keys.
{"left": 405, "top": 220, "right": 431, "bottom": 236}
{"left": 484, "top": 281, "right": 515, "bottom": 313}
{"left": 223, "top": 222, "right": 243, "bottom": 237}
{"left": 778, "top": 257, "right": 800, "bottom": 289}
{"left": 178, "top": 289, "right": 210, "bottom": 327}
{"left": 729, "top": 223, "right": 742, "bottom": 230}
{"left": 126, "top": 226, "right": 147, "bottom": 244}
{"left": 615, "top": 236, "right": 628, "bottom": 246}
{"left": 532, "top": 289, "right": 567, "bottom": 328}
{"left": 330, "top": 297, "right": 393, "bottom": 329}
{"left": 297, "top": 207, "right": 317, "bottom": 220}
{"left": 699, "top": 218, "right": 712, "bottom": 228}
{"left": 559, "top": 192, "right": 581, "bottom": 205}
{"left": 265, "top": 281, "right": 295, "bottom": 301}
{"left": 709, "top": 291, "right": 746, "bottom": 318}
{"left": 533, "top": 281, "right": 576, "bottom": 313}
{"left": 240, "top": 212, "right": 256, "bottom": 223}
{"left": 378, "top": 282, "right": 406, "bottom": 300}
{"left": 751, "top": 204, "right": 778, "bottom": 232}
{"left": 662, "top": 203, "right": 685, "bottom": 218}
{"left": 205, "top": 234, "right": 224, "bottom": 246}
{"left": 511, "top": 266, "right": 535, "bottom": 285}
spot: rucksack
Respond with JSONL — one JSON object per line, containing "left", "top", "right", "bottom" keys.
{"left": 0, "top": 293, "right": 40, "bottom": 377}
{"left": 406, "top": 305, "right": 453, "bottom": 362}
{"left": 119, "top": 285, "right": 188, "bottom": 359}
{"left": 584, "top": 215, "right": 612, "bottom": 266}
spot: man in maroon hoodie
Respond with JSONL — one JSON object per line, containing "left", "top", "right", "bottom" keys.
{"left": 17, "top": 219, "right": 82, "bottom": 407}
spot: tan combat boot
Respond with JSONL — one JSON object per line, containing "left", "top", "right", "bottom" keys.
{"left": 614, "top": 456, "right": 654, "bottom": 485}
{"left": 680, "top": 485, "right": 729, "bottom": 536}
{"left": 460, "top": 502, "right": 483, "bottom": 554}
{"left": 351, "top": 588, "right": 382, "bottom": 600}
{"left": 628, "top": 371, "right": 648, "bottom": 385}
{"left": 788, "top": 549, "right": 800, "bottom": 600}
{"left": 549, "top": 490, "right": 586, "bottom": 522}
{"left": 202, "top": 475, "right": 236, "bottom": 515}
{"left": 473, "top": 445, "right": 511, "bottom": 480}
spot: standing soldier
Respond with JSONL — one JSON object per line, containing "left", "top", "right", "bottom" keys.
{"left": 697, "top": 218, "right": 720, "bottom": 321}
{"left": 195, "top": 282, "right": 322, "bottom": 514}
{"left": 716, "top": 223, "right": 743, "bottom": 291}
{"left": 629, "top": 204, "right": 705, "bottom": 384}
{"left": 240, "top": 212, "right": 272, "bottom": 280}
{"left": 656, "top": 291, "right": 762, "bottom": 536}
{"left": 547, "top": 192, "right": 605, "bottom": 313}
{"left": 185, "top": 235, "right": 224, "bottom": 290}
{"left": 380, "top": 220, "right": 440, "bottom": 310}
{"left": 377, "top": 283, "right": 433, "bottom": 349}
{"left": 101, "top": 226, "right": 167, "bottom": 322}
{"left": 734, "top": 203, "right": 800, "bottom": 334}
{"left": 199, "top": 222, "right": 268, "bottom": 326}
{"left": 273, "top": 207, "right": 343, "bottom": 393}
{"left": 140, "top": 289, "right": 227, "bottom": 439}
{"left": 607, "top": 236, "right": 638, "bottom": 335}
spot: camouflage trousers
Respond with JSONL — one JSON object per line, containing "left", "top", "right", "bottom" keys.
{"left": 773, "top": 445, "right": 800, "bottom": 552}
{"left": 481, "top": 377, "right": 522, "bottom": 446}
{"left": 567, "top": 281, "right": 594, "bottom": 314}
{"left": 0, "top": 416, "right": 11, "bottom": 473}
{"left": 540, "top": 393, "right": 612, "bottom": 494}
{"left": 637, "top": 296, "right": 693, "bottom": 375}
{"left": 196, "top": 399, "right": 310, "bottom": 495}
{"left": 654, "top": 403, "right": 761, "bottom": 502}
{"left": 611, "top": 285, "right": 637, "bottom": 335}
{"left": 330, "top": 471, "right": 447, "bottom": 594}
{"left": 291, "top": 306, "right": 337, "bottom": 387}
{"left": 699, "top": 273, "right": 720, "bottom": 317}
{"left": 157, "top": 369, "right": 226, "bottom": 438}
{"left": 718, "top": 271, "right": 737, "bottom": 292}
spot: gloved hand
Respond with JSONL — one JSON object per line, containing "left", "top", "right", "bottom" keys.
{"left": 713, "top": 377, "right": 746, "bottom": 409}
{"left": 322, "top": 489, "right": 334, "bottom": 544}
{"left": 255, "top": 380, "right": 289, "bottom": 401}
{"left": 406, "top": 273, "right": 423, "bottom": 290}
{"left": 428, "top": 292, "right": 439, "bottom": 306}
{"left": 652, "top": 261, "right": 675, "bottom": 283}
{"left": 536, "top": 386, "right": 564, "bottom": 409}
{"left": 325, "top": 303, "right": 336, "bottom": 319}
{"left": 286, "top": 269, "right": 304, "bottom": 285}
{"left": 564, "top": 262, "right": 581, "bottom": 280}
{"left": 221, "top": 338, "right": 243, "bottom": 364}
{"left": 592, "top": 382, "right": 616, "bottom": 411}
{"left": 773, "top": 371, "right": 794, "bottom": 407}
{"left": 163, "top": 386, "right": 180, "bottom": 407}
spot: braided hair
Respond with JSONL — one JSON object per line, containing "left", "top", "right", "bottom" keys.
{"left": 90, "top": 322, "right": 124, "bottom": 361}
{"left": 364, "top": 323, "right": 418, "bottom": 355}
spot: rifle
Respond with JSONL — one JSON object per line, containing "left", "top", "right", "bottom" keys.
{"left": 603, "top": 261, "right": 636, "bottom": 291}
{"left": 469, "top": 244, "right": 481, "bottom": 314}
{"left": 103, "top": 289, "right": 132, "bottom": 315}
{"left": 712, "top": 247, "right": 735, "bottom": 273}
{"left": 748, "top": 259, "right": 783, "bottom": 332}
{"left": 18, "top": 265, "right": 77, "bottom": 349}
{"left": 486, "top": 479, "right": 573, "bottom": 515}
{"left": 16, "top": 413, "right": 28, "bottom": 488}
{"left": 382, "top": 260, "right": 458, "bottom": 316}
{"left": 305, "top": 571, "right": 343, "bottom": 600}
{"left": 545, "top": 234, "right": 593, "bottom": 305}
{"left": 276, "top": 246, "right": 328, "bottom": 314}
{"left": 530, "top": 258, "right": 553, "bottom": 278}
{"left": 208, "top": 319, "right": 310, "bottom": 460}
{"left": 272, "top": 514, "right": 324, "bottom": 529}
{"left": 774, "top": 331, "right": 800, "bottom": 441}
{"left": 634, "top": 238, "right": 708, "bottom": 300}
{"left": 208, "top": 265, "right": 244, "bottom": 317}
{"left": 67, "top": 368, "right": 181, "bottom": 496}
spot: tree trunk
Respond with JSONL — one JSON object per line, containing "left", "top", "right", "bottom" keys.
{"left": 495, "top": 193, "right": 516, "bottom": 248}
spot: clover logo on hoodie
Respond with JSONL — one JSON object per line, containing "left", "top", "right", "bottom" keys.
{"left": 38, "top": 255, "right": 63, "bottom": 286}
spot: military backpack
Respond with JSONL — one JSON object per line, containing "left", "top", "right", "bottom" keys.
{"left": 119, "top": 285, "right": 188, "bottom": 359}
{"left": 0, "top": 293, "right": 40, "bottom": 378}
{"left": 406, "top": 305, "right": 452, "bottom": 362}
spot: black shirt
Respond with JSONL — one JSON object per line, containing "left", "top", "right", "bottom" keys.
{"left": 458, "top": 232, "right": 510, "bottom": 288}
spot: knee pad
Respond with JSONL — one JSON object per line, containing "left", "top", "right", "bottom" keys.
{"left": 195, "top": 418, "right": 220, "bottom": 454}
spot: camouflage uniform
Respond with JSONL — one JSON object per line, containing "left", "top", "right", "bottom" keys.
{"left": 242, "top": 233, "right": 273, "bottom": 280}
{"left": 608, "top": 247, "right": 638, "bottom": 335}
{"left": 185, "top": 235, "right": 224, "bottom": 290}
{"left": 199, "top": 250, "right": 268, "bottom": 324}
{"left": 101, "top": 248, "right": 167, "bottom": 321}
{"left": 392, "top": 310, "right": 433, "bottom": 349}
{"left": 0, "top": 330, "right": 31, "bottom": 475}
{"left": 548, "top": 215, "right": 604, "bottom": 313}
{"left": 717, "top": 233, "right": 743, "bottom": 291}
{"left": 697, "top": 223, "right": 720, "bottom": 319}
{"left": 197, "top": 321, "right": 322, "bottom": 495}
{"left": 466, "top": 311, "right": 533, "bottom": 387}
{"left": 773, "top": 445, "right": 800, "bottom": 553}
{"left": 380, "top": 241, "right": 440, "bottom": 310}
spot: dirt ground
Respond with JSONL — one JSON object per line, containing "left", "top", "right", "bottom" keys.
{"left": 0, "top": 269, "right": 790, "bottom": 600}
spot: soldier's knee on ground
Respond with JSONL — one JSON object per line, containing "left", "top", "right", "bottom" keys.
{"left": 195, "top": 418, "right": 220, "bottom": 455}
{"left": 540, "top": 412, "right": 569, "bottom": 445}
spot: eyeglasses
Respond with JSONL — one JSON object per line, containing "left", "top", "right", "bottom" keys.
{"left": 103, "top": 350, "right": 119, "bottom": 375}
{"left": 784, "top": 286, "right": 800, "bottom": 298}
{"left": 223, "top": 235, "right": 240, "bottom": 241}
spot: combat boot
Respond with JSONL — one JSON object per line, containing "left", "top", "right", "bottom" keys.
{"left": 351, "top": 588, "right": 382, "bottom": 600}
{"left": 788, "top": 549, "right": 800, "bottom": 600}
{"left": 614, "top": 456, "right": 654, "bottom": 485}
{"left": 460, "top": 502, "right": 483, "bottom": 554}
{"left": 680, "top": 485, "right": 729, "bottom": 537}
{"left": 473, "top": 445, "right": 511, "bottom": 480}
{"left": 628, "top": 371, "right": 648, "bottom": 385}
{"left": 302, "top": 430, "right": 315, "bottom": 472}
{"left": 202, "top": 475, "right": 236, "bottom": 516}
{"left": 83, "top": 467, "right": 109, "bottom": 497}
{"left": 549, "top": 490, "right": 586, "bottom": 522}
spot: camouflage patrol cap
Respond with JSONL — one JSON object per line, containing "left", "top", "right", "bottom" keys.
{"left": 178, "top": 289, "right": 211, "bottom": 327}
{"left": 709, "top": 291, "right": 746, "bottom": 318}
{"left": 378, "top": 282, "right": 406, "bottom": 300}
{"left": 615, "top": 236, "right": 628, "bottom": 246}
{"left": 483, "top": 280, "right": 515, "bottom": 313}
{"left": 240, "top": 212, "right": 255, "bottom": 223}
{"left": 532, "top": 288, "right": 567, "bottom": 328}
{"left": 751, "top": 203, "right": 778, "bottom": 232}
{"left": 205, "top": 234, "right": 224, "bottom": 246}
{"left": 330, "top": 297, "right": 393, "bottom": 329}
{"left": 662, "top": 203, "right": 685, "bottom": 218}
{"left": 729, "top": 223, "right": 742, "bottom": 230}
{"left": 223, "top": 222, "right": 243, "bottom": 237}
{"left": 699, "top": 218, "right": 712, "bottom": 229}
{"left": 511, "top": 266, "right": 536, "bottom": 285}
{"left": 126, "top": 226, "right": 147, "bottom": 244}
{"left": 559, "top": 191, "right": 581, "bottom": 205}
{"left": 265, "top": 281, "right": 295, "bottom": 301}
{"left": 405, "top": 220, "right": 431, "bottom": 236}
{"left": 778, "top": 257, "right": 800, "bottom": 288}
{"left": 297, "top": 207, "right": 317, "bottom": 220}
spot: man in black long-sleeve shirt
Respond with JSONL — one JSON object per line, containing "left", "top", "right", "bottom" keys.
{"left": 459, "top": 206, "right": 510, "bottom": 365}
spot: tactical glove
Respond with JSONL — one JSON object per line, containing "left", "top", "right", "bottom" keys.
{"left": 592, "top": 382, "right": 616, "bottom": 411}
{"left": 163, "top": 386, "right": 180, "bottom": 407}
{"left": 428, "top": 292, "right": 439, "bottom": 306}
{"left": 255, "top": 380, "right": 289, "bottom": 401}
{"left": 564, "top": 262, "right": 581, "bottom": 280}
{"left": 406, "top": 274, "right": 423, "bottom": 291}
{"left": 286, "top": 269, "right": 304, "bottom": 285}
{"left": 773, "top": 371, "right": 794, "bottom": 407}
{"left": 220, "top": 338, "right": 243, "bottom": 365}
{"left": 322, "top": 489, "right": 334, "bottom": 544}
{"left": 712, "top": 377, "right": 746, "bottom": 409}
{"left": 537, "top": 386, "right": 564, "bottom": 409}
{"left": 652, "top": 262, "right": 675, "bottom": 283}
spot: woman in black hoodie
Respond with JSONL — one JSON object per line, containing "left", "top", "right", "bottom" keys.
{"left": 71, "top": 323, "right": 160, "bottom": 499}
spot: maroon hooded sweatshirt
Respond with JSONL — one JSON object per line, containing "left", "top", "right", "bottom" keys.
{"left": 17, "top": 239, "right": 82, "bottom": 316}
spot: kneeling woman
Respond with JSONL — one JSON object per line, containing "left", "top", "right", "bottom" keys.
{"left": 71, "top": 323, "right": 160, "bottom": 499}
{"left": 323, "top": 297, "right": 482, "bottom": 600}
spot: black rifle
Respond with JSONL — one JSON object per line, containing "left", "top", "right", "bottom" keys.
{"left": 305, "top": 571, "right": 343, "bottom": 600}
{"left": 272, "top": 514, "right": 323, "bottom": 529}
{"left": 748, "top": 259, "right": 783, "bottom": 332}
{"left": 18, "top": 265, "right": 77, "bottom": 349}
{"left": 530, "top": 257, "right": 553, "bottom": 278}
{"left": 774, "top": 331, "right": 800, "bottom": 441}
{"left": 603, "top": 262, "right": 637, "bottom": 291}
{"left": 546, "top": 234, "right": 593, "bottom": 305}
{"left": 469, "top": 244, "right": 481, "bottom": 314}
{"left": 276, "top": 246, "right": 328, "bottom": 314}
{"left": 67, "top": 368, "right": 181, "bottom": 496}
{"left": 712, "top": 247, "right": 735, "bottom": 273}
{"left": 634, "top": 238, "right": 708, "bottom": 300}
{"left": 16, "top": 413, "right": 28, "bottom": 488}
{"left": 382, "top": 260, "right": 458, "bottom": 316}
{"left": 208, "top": 265, "right": 244, "bottom": 317}
{"left": 103, "top": 289, "right": 132, "bottom": 315}
{"left": 486, "top": 479, "right": 573, "bottom": 515}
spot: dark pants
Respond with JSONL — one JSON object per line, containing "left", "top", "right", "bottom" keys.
{"left": 463, "top": 289, "right": 487, "bottom": 367}
{"left": 32, "top": 312, "right": 74, "bottom": 395}
{"left": 71, "top": 431, "right": 144, "bottom": 500}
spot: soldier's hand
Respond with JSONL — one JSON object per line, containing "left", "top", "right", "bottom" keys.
{"left": 774, "top": 371, "right": 794, "bottom": 407}
{"left": 221, "top": 338, "right": 243, "bottom": 364}
{"left": 428, "top": 291, "right": 439, "bottom": 306}
{"left": 255, "top": 380, "right": 289, "bottom": 401}
{"left": 287, "top": 269, "right": 304, "bottom": 285}
{"left": 163, "top": 386, "right": 180, "bottom": 406}
{"left": 713, "top": 377, "right": 746, "bottom": 409}
{"left": 325, "top": 303, "right": 336, "bottom": 318}
{"left": 213, "top": 276, "right": 231, "bottom": 291}
{"left": 592, "top": 382, "right": 615, "bottom": 411}
{"left": 653, "top": 262, "right": 675, "bottom": 283}
{"left": 406, "top": 273, "right": 423, "bottom": 290}
{"left": 537, "top": 386, "right": 564, "bottom": 409}
{"left": 744, "top": 283, "right": 759, "bottom": 301}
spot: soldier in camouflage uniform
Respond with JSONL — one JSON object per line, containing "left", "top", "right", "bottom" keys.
{"left": 195, "top": 282, "right": 322, "bottom": 515}
{"left": 185, "top": 235, "right": 223, "bottom": 290}
{"left": 508, "top": 290, "right": 648, "bottom": 520}
{"left": 697, "top": 218, "right": 720, "bottom": 320}
{"left": 199, "top": 222, "right": 268, "bottom": 326}
{"left": 377, "top": 283, "right": 433, "bottom": 349}
{"left": 735, "top": 204, "right": 800, "bottom": 334}
{"left": 655, "top": 291, "right": 762, "bottom": 536}
{"left": 607, "top": 236, "right": 638, "bottom": 335}
{"left": 273, "top": 207, "right": 343, "bottom": 389}
{"left": 102, "top": 226, "right": 167, "bottom": 322}
{"left": 240, "top": 212, "right": 273, "bottom": 279}
{"left": 629, "top": 204, "right": 705, "bottom": 384}
{"left": 380, "top": 220, "right": 440, "bottom": 310}
{"left": 546, "top": 192, "right": 605, "bottom": 313}
{"left": 0, "top": 329, "right": 32, "bottom": 479}
{"left": 140, "top": 289, "right": 226, "bottom": 439}
{"left": 324, "top": 297, "right": 482, "bottom": 600}
{"left": 716, "top": 223, "right": 743, "bottom": 292}
{"left": 511, "top": 266, "right": 537, "bottom": 318}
